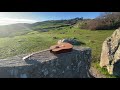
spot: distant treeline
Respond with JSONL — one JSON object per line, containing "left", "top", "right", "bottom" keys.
{"left": 80, "top": 12, "right": 120, "bottom": 30}
{"left": 32, "top": 17, "right": 83, "bottom": 26}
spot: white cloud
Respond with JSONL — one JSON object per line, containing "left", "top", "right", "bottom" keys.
{"left": 0, "top": 18, "right": 37, "bottom": 25}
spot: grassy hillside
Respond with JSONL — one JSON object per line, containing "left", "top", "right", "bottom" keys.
{"left": 31, "top": 18, "right": 82, "bottom": 31}
{"left": 0, "top": 18, "right": 82, "bottom": 37}
{"left": 0, "top": 23, "right": 32, "bottom": 38}
{"left": 0, "top": 18, "right": 116, "bottom": 78}
{"left": 0, "top": 26, "right": 114, "bottom": 59}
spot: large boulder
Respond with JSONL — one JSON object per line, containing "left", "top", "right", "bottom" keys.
{"left": 100, "top": 28, "right": 120, "bottom": 76}
{"left": 0, "top": 46, "right": 92, "bottom": 78}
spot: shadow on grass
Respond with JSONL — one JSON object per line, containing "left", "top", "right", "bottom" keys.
{"left": 73, "top": 41, "right": 86, "bottom": 46}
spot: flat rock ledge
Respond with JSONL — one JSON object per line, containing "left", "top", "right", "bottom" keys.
{"left": 0, "top": 46, "right": 91, "bottom": 78}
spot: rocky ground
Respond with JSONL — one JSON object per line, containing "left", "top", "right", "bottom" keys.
{"left": 89, "top": 67, "right": 106, "bottom": 78}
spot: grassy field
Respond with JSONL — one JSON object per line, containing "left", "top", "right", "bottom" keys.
{"left": 0, "top": 27, "right": 114, "bottom": 60}
{"left": 0, "top": 27, "right": 115, "bottom": 77}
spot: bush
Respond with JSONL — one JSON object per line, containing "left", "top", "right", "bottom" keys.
{"left": 80, "top": 12, "right": 120, "bottom": 30}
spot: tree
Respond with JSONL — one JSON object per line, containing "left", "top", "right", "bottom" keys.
{"left": 81, "top": 12, "right": 120, "bottom": 30}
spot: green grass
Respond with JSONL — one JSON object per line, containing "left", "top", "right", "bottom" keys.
{"left": 0, "top": 31, "right": 57, "bottom": 59}
{"left": 0, "top": 27, "right": 114, "bottom": 60}
{"left": 0, "top": 27, "right": 115, "bottom": 77}
{"left": 49, "top": 28, "right": 114, "bottom": 61}
{"left": 92, "top": 62, "right": 116, "bottom": 78}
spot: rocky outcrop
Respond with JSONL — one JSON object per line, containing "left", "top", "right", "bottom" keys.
{"left": 0, "top": 46, "right": 91, "bottom": 78}
{"left": 100, "top": 28, "right": 120, "bottom": 76}
{"left": 57, "top": 38, "right": 85, "bottom": 45}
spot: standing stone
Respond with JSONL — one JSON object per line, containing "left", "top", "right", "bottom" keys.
{"left": 100, "top": 28, "right": 120, "bottom": 76}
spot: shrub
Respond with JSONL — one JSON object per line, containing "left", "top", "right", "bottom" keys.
{"left": 80, "top": 12, "right": 120, "bottom": 30}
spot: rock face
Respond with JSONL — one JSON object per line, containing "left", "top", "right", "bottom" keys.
{"left": 100, "top": 28, "right": 120, "bottom": 76}
{"left": 58, "top": 38, "right": 84, "bottom": 45}
{"left": 0, "top": 46, "right": 91, "bottom": 78}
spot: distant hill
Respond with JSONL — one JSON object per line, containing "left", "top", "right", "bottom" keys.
{"left": 0, "top": 17, "right": 83, "bottom": 37}
{"left": 31, "top": 17, "right": 83, "bottom": 31}
{"left": 1, "top": 14, "right": 120, "bottom": 38}
{"left": 0, "top": 23, "right": 32, "bottom": 37}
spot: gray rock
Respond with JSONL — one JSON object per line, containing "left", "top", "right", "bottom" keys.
{"left": 57, "top": 38, "right": 84, "bottom": 45}
{"left": 100, "top": 28, "right": 120, "bottom": 76}
{"left": 0, "top": 46, "right": 92, "bottom": 78}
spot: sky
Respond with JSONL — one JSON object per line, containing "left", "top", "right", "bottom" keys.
{"left": 0, "top": 12, "right": 102, "bottom": 25}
